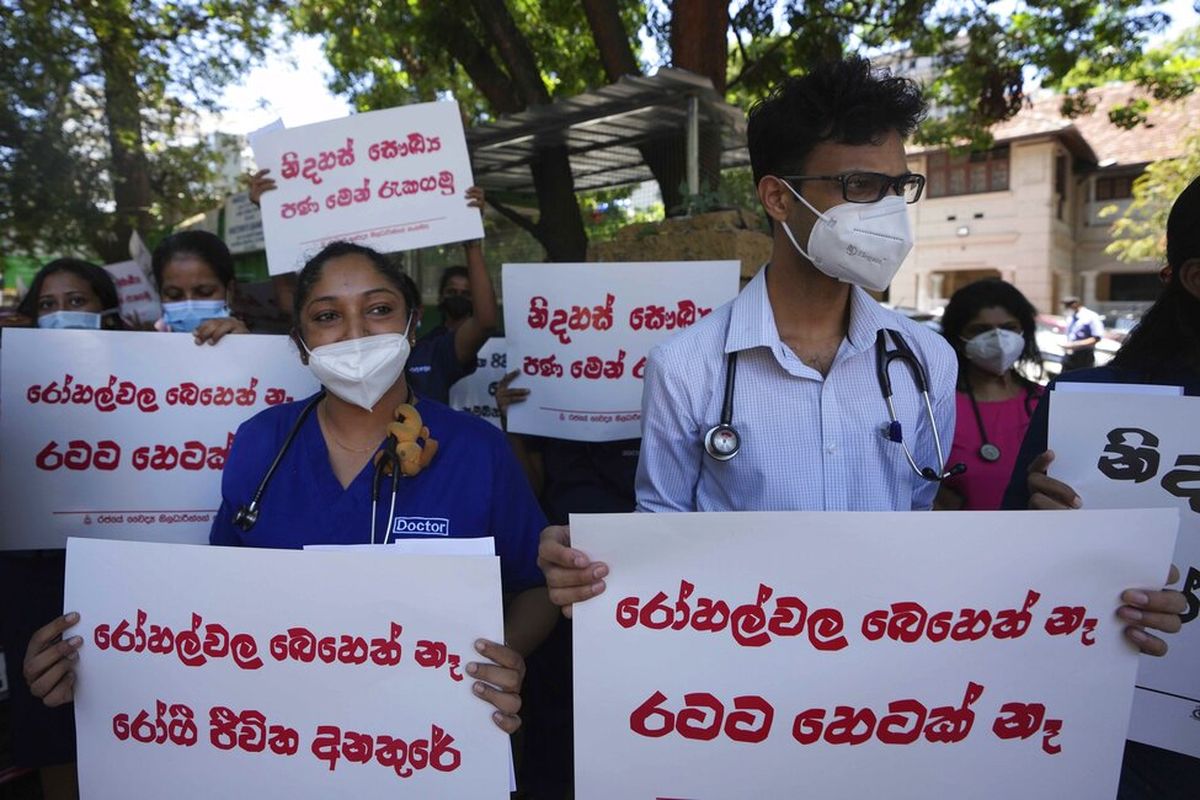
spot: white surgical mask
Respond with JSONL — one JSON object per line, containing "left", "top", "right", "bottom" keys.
{"left": 301, "top": 327, "right": 412, "bottom": 412}
{"left": 963, "top": 328, "right": 1026, "bottom": 376}
{"left": 778, "top": 180, "right": 914, "bottom": 292}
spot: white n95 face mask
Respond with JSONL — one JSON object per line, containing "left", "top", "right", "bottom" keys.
{"left": 963, "top": 328, "right": 1026, "bottom": 376}
{"left": 302, "top": 332, "right": 411, "bottom": 412}
{"left": 778, "top": 180, "right": 915, "bottom": 292}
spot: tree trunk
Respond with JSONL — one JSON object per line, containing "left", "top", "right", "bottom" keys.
{"left": 583, "top": 0, "right": 686, "bottom": 213}
{"left": 669, "top": 0, "right": 729, "bottom": 198}
{"left": 83, "top": 1, "right": 153, "bottom": 258}
{"left": 670, "top": 0, "right": 729, "bottom": 94}
{"left": 530, "top": 144, "right": 589, "bottom": 261}
{"left": 445, "top": 0, "right": 588, "bottom": 260}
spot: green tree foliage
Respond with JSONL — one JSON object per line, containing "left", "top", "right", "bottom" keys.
{"left": 1105, "top": 131, "right": 1200, "bottom": 265}
{"left": 720, "top": 1, "right": 1184, "bottom": 146}
{"left": 1061, "top": 25, "right": 1200, "bottom": 129}
{"left": 294, "top": 1, "right": 1190, "bottom": 260}
{"left": 0, "top": 0, "right": 281, "bottom": 262}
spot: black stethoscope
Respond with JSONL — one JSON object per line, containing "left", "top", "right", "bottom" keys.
{"left": 703, "top": 328, "right": 965, "bottom": 483}
{"left": 964, "top": 383, "right": 1037, "bottom": 463}
{"left": 232, "top": 391, "right": 409, "bottom": 544}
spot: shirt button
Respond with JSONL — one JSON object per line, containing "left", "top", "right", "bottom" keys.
{"left": 826, "top": 443, "right": 837, "bottom": 454}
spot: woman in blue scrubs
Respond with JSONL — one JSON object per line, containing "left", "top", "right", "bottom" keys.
{"left": 26, "top": 241, "right": 557, "bottom": 736}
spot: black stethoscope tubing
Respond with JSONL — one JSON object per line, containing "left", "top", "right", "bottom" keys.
{"left": 232, "top": 392, "right": 324, "bottom": 532}
{"left": 964, "top": 382, "right": 1037, "bottom": 463}
{"left": 232, "top": 391, "right": 406, "bottom": 541}
{"left": 703, "top": 329, "right": 964, "bottom": 482}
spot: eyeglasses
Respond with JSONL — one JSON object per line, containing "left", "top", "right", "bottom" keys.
{"left": 783, "top": 172, "right": 926, "bottom": 204}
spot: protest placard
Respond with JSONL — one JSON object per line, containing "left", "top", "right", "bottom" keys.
{"left": 250, "top": 102, "right": 483, "bottom": 275}
{"left": 571, "top": 509, "right": 1177, "bottom": 799}
{"left": 65, "top": 537, "right": 509, "bottom": 799}
{"left": 502, "top": 261, "right": 739, "bottom": 441}
{"left": 1049, "top": 389, "right": 1200, "bottom": 758}
{"left": 223, "top": 191, "right": 265, "bottom": 255}
{"left": 103, "top": 259, "right": 161, "bottom": 328}
{"left": 448, "top": 337, "right": 506, "bottom": 428}
{"left": 0, "top": 329, "right": 318, "bottom": 549}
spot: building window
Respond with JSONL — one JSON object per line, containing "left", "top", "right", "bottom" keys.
{"left": 1094, "top": 175, "right": 1135, "bottom": 201}
{"left": 1054, "top": 155, "right": 1068, "bottom": 221}
{"left": 927, "top": 146, "right": 1010, "bottom": 198}
{"left": 1108, "top": 273, "right": 1161, "bottom": 302}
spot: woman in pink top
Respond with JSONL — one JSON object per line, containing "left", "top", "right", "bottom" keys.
{"left": 936, "top": 279, "right": 1044, "bottom": 510}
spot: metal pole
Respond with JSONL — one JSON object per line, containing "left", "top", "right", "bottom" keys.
{"left": 686, "top": 95, "right": 700, "bottom": 198}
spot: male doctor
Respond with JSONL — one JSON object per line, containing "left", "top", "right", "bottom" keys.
{"left": 536, "top": 56, "right": 1181, "bottom": 657}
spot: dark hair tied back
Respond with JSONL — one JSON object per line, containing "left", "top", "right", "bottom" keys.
{"left": 292, "top": 241, "right": 420, "bottom": 329}
{"left": 151, "top": 230, "right": 236, "bottom": 289}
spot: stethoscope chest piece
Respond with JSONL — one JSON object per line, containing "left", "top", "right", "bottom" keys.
{"left": 704, "top": 424, "right": 741, "bottom": 461}
{"left": 978, "top": 443, "right": 1001, "bottom": 463}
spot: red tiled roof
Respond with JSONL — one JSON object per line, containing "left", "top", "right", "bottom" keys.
{"left": 911, "top": 83, "right": 1199, "bottom": 167}
{"left": 1059, "top": 83, "right": 1200, "bottom": 167}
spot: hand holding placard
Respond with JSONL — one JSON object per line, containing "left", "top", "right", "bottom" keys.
{"left": 1047, "top": 389, "right": 1200, "bottom": 757}
{"left": 251, "top": 102, "right": 483, "bottom": 274}
{"left": 570, "top": 509, "right": 1178, "bottom": 799}
{"left": 64, "top": 539, "right": 512, "bottom": 798}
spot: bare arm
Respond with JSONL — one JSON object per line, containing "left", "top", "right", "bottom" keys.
{"left": 495, "top": 370, "right": 543, "bottom": 494}
{"left": 503, "top": 586, "right": 559, "bottom": 657}
{"left": 453, "top": 187, "right": 498, "bottom": 365}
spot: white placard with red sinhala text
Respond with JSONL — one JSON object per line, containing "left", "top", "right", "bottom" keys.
{"left": 251, "top": 101, "right": 483, "bottom": 274}
{"left": 502, "top": 261, "right": 739, "bottom": 442}
{"left": 0, "top": 329, "right": 318, "bottom": 549}
{"left": 571, "top": 509, "right": 1177, "bottom": 799}
{"left": 65, "top": 538, "right": 509, "bottom": 799}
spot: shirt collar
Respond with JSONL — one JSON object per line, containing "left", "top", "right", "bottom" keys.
{"left": 724, "top": 264, "right": 895, "bottom": 355}
{"left": 844, "top": 284, "right": 893, "bottom": 354}
{"left": 724, "top": 266, "right": 774, "bottom": 354}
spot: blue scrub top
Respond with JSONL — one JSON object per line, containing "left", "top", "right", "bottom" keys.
{"left": 407, "top": 326, "right": 475, "bottom": 404}
{"left": 210, "top": 392, "right": 546, "bottom": 593}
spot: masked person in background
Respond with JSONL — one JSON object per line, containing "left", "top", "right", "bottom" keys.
{"left": 2, "top": 257, "right": 128, "bottom": 800}
{"left": 406, "top": 187, "right": 499, "bottom": 403}
{"left": 935, "top": 279, "right": 1044, "bottom": 510}
{"left": 14, "top": 258, "right": 128, "bottom": 331}
{"left": 1005, "top": 175, "right": 1200, "bottom": 799}
{"left": 151, "top": 230, "right": 249, "bottom": 344}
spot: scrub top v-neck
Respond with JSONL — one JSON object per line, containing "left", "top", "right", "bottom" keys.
{"left": 211, "top": 392, "right": 546, "bottom": 592}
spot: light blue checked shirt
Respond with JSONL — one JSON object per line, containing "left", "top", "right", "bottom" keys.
{"left": 635, "top": 266, "right": 957, "bottom": 512}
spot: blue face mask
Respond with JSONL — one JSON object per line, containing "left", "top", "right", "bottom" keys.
{"left": 162, "top": 300, "right": 230, "bottom": 333}
{"left": 38, "top": 310, "right": 109, "bottom": 330}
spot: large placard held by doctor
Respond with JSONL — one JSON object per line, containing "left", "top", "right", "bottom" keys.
{"left": 250, "top": 101, "right": 483, "bottom": 275}
{"left": 1049, "top": 389, "right": 1200, "bottom": 758}
{"left": 66, "top": 538, "right": 509, "bottom": 799}
{"left": 571, "top": 509, "right": 1177, "bottom": 799}
{"left": 0, "top": 329, "right": 318, "bottom": 549}
{"left": 502, "top": 261, "right": 740, "bottom": 442}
